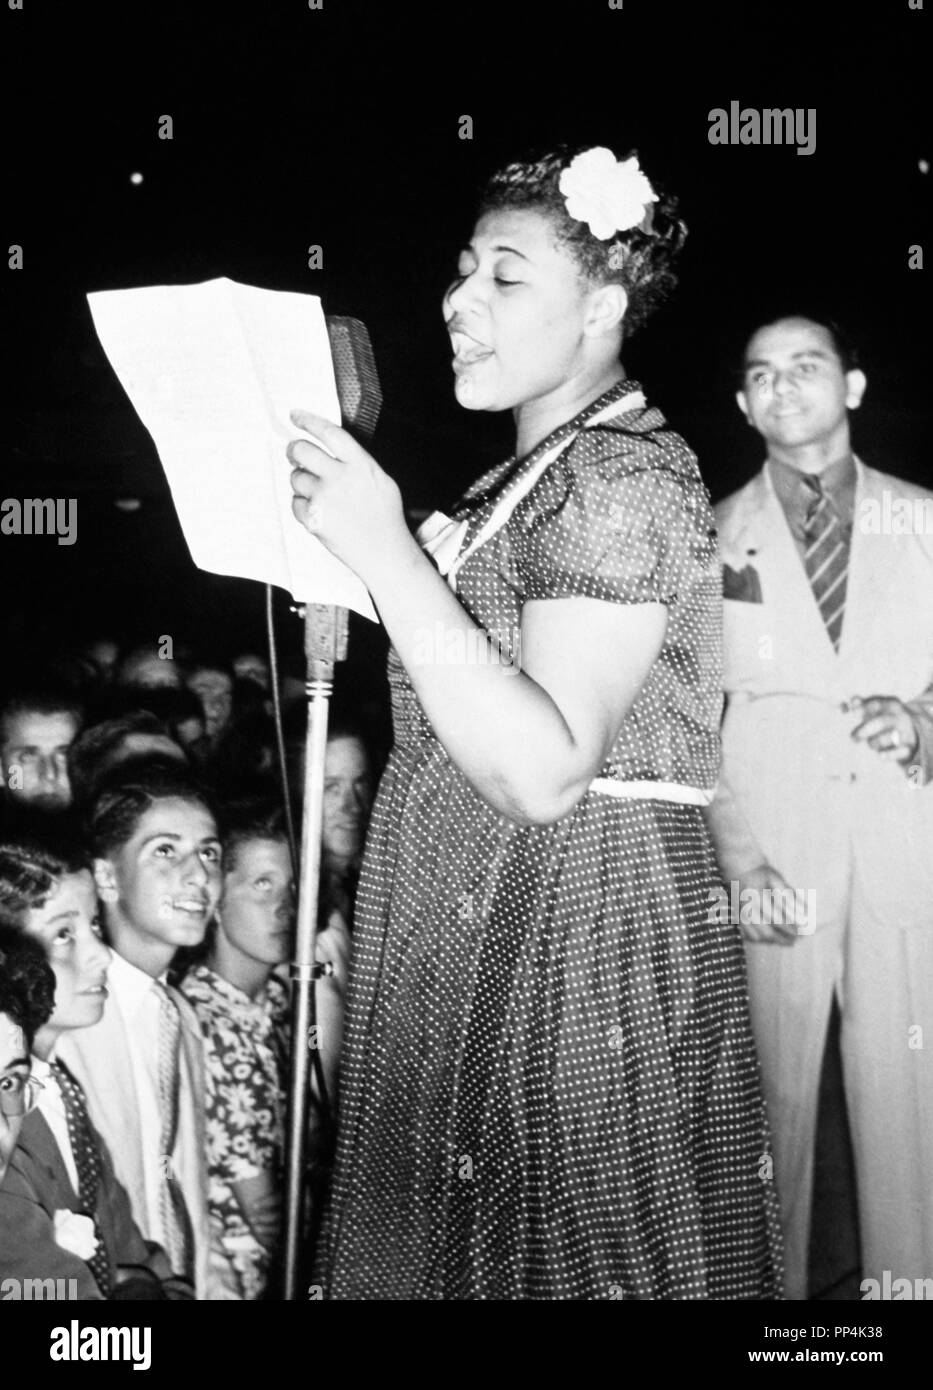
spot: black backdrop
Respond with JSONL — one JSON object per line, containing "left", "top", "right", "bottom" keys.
{"left": 2, "top": 0, "right": 930, "bottom": 679}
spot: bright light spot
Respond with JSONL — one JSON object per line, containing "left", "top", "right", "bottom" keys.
{"left": 919, "top": 159, "right": 930, "bottom": 175}
{"left": 130, "top": 171, "right": 144, "bottom": 186}
{"left": 115, "top": 498, "right": 142, "bottom": 512}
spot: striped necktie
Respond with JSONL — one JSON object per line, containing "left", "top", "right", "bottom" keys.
{"left": 154, "top": 982, "right": 194, "bottom": 1281}
{"left": 51, "top": 1060, "right": 113, "bottom": 1297}
{"left": 801, "top": 473, "right": 848, "bottom": 650}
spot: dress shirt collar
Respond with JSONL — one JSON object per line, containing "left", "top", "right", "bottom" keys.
{"left": 105, "top": 947, "right": 169, "bottom": 1013}
{"left": 767, "top": 452, "right": 857, "bottom": 533}
{"left": 30, "top": 1051, "right": 54, "bottom": 1080}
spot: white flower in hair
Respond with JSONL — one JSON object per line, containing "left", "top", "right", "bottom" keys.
{"left": 53, "top": 1209, "right": 99, "bottom": 1260}
{"left": 558, "top": 147, "right": 658, "bottom": 241}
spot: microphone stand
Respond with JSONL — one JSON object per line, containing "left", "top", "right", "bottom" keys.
{"left": 283, "top": 601, "right": 348, "bottom": 1301}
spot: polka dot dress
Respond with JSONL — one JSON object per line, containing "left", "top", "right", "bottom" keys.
{"left": 316, "top": 379, "right": 784, "bottom": 1300}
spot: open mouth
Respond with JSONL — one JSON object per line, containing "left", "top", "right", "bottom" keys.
{"left": 81, "top": 982, "right": 108, "bottom": 997}
{"left": 449, "top": 330, "right": 494, "bottom": 365}
{"left": 171, "top": 898, "right": 210, "bottom": 917}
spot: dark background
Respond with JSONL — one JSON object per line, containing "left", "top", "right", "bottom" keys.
{"left": 2, "top": 0, "right": 929, "bottom": 680}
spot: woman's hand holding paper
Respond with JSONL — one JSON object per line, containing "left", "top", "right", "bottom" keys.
{"left": 287, "top": 409, "right": 411, "bottom": 588}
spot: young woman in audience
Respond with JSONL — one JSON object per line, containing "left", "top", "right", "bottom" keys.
{"left": 0, "top": 842, "right": 192, "bottom": 1299}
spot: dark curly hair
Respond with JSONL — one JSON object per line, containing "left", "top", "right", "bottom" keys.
{"left": 478, "top": 145, "right": 687, "bottom": 341}
{"left": 0, "top": 840, "right": 90, "bottom": 1048}
{"left": 87, "top": 759, "right": 216, "bottom": 860}
{"left": 0, "top": 839, "right": 92, "bottom": 932}
{"left": 68, "top": 710, "right": 186, "bottom": 809}
{"left": 0, "top": 924, "right": 55, "bottom": 1049}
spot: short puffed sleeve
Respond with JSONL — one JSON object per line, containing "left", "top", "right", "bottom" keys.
{"left": 512, "top": 429, "right": 716, "bottom": 606}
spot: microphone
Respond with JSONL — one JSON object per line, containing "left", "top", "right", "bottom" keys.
{"left": 325, "top": 316, "right": 382, "bottom": 443}
{"left": 303, "top": 317, "right": 382, "bottom": 668}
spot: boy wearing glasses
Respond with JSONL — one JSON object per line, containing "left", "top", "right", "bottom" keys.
{"left": 0, "top": 845, "right": 191, "bottom": 1299}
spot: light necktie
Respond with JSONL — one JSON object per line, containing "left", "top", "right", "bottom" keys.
{"left": 51, "top": 1060, "right": 113, "bottom": 1297}
{"left": 801, "top": 473, "right": 848, "bottom": 650}
{"left": 154, "top": 982, "right": 194, "bottom": 1280}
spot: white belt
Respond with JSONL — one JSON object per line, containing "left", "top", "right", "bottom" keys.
{"left": 588, "top": 778, "right": 716, "bottom": 806}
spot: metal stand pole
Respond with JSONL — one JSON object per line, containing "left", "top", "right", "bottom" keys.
{"left": 282, "top": 602, "right": 348, "bottom": 1300}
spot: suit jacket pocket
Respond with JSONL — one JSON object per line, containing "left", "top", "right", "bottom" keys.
{"left": 722, "top": 562, "right": 763, "bottom": 603}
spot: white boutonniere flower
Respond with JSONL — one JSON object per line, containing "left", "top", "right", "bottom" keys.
{"left": 53, "top": 1209, "right": 99, "bottom": 1260}
{"left": 558, "top": 147, "right": 658, "bottom": 241}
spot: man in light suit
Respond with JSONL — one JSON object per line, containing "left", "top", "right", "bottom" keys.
{"left": 57, "top": 762, "right": 224, "bottom": 1298}
{"left": 707, "top": 314, "right": 933, "bottom": 1300}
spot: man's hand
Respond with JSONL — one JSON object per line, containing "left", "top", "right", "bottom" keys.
{"left": 735, "top": 863, "right": 803, "bottom": 945}
{"left": 850, "top": 694, "right": 919, "bottom": 766}
{"left": 316, "top": 910, "right": 351, "bottom": 994}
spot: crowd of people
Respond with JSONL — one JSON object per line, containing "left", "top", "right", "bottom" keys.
{"left": 1, "top": 139, "right": 931, "bottom": 1302}
{"left": 0, "top": 640, "right": 375, "bottom": 1299}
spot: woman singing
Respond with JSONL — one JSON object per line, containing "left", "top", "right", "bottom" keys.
{"left": 287, "top": 145, "right": 783, "bottom": 1299}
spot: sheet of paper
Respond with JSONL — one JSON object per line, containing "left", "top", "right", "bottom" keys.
{"left": 87, "top": 276, "right": 377, "bottom": 620}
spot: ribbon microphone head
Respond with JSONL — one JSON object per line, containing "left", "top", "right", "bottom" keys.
{"left": 325, "top": 316, "right": 382, "bottom": 444}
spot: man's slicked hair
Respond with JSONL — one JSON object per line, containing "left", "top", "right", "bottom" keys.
{"left": 0, "top": 686, "right": 84, "bottom": 739}
{"left": 87, "top": 760, "right": 216, "bottom": 859}
{"left": 740, "top": 310, "right": 861, "bottom": 378}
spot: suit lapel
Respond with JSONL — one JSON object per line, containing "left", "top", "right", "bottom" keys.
{"left": 170, "top": 984, "right": 207, "bottom": 1148}
{"left": 841, "top": 459, "right": 885, "bottom": 663}
{"left": 17, "top": 1110, "right": 81, "bottom": 1210}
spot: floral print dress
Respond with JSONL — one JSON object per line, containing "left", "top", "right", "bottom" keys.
{"left": 182, "top": 965, "right": 289, "bottom": 1299}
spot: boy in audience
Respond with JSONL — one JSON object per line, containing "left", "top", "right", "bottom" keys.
{"left": 185, "top": 657, "right": 235, "bottom": 750}
{"left": 232, "top": 652, "right": 271, "bottom": 693}
{"left": 0, "top": 851, "right": 191, "bottom": 1299}
{"left": 57, "top": 762, "right": 223, "bottom": 1297}
{"left": 115, "top": 644, "right": 183, "bottom": 692}
{"left": 0, "top": 687, "right": 84, "bottom": 823}
{"left": 82, "top": 637, "right": 121, "bottom": 687}
{"left": 67, "top": 711, "right": 187, "bottom": 810}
